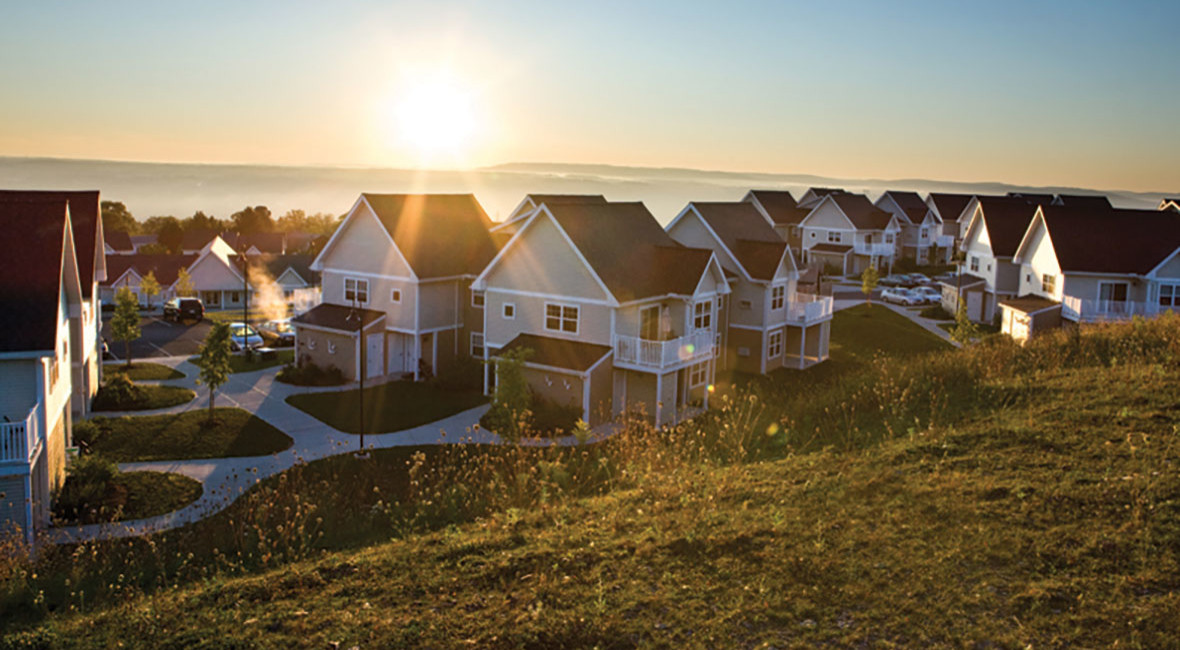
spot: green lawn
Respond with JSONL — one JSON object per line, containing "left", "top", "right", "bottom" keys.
{"left": 102, "top": 362, "right": 184, "bottom": 380}
{"left": 188, "top": 349, "right": 294, "bottom": 374}
{"left": 53, "top": 471, "right": 202, "bottom": 525}
{"left": 286, "top": 381, "right": 488, "bottom": 434}
{"left": 91, "top": 385, "right": 195, "bottom": 412}
{"left": 75, "top": 408, "right": 293, "bottom": 462}
{"left": 938, "top": 321, "right": 1001, "bottom": 337}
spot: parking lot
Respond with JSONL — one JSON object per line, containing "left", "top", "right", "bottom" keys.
{"left": 102, "top": 312, "right": 212, "bottom": 360}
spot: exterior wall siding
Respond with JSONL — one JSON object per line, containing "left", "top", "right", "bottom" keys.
{"left": 294, "top": 328, "right": 358, "bottom": 378}
{"left": 485, "top": 215, "right": 610, "bottom": 301}
{"left": 484, "top": 290, "right": 612, "bottom": 348}
{"left": 319, "top": 203, "right": 413, "bottom": 278}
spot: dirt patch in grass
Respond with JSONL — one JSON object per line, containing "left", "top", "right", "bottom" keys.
{"left": 76, "top": 408, "right": 293, "bottom": 462}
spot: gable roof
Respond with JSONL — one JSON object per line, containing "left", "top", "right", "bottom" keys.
{"left": 974, "top": 197, "right": 1041, "bottom": 257}
{"left": 103, "top": 254, "right": 199, "bottom": 287}
{"left": 544, "top": 202, "right": 718, "bottom": 303}
{"left": 237, "top": 253, "right": 319, "bottom": 286}
{"left": 105, "top": 230, "right": 134, "bottom": 252}
{"left": 291, "top": 302, "right": 385, "bottom": 333}
{"left": 495, "top": 194, "right": 608, "bottom": 231}
{"left": 1054, "top": 194, "right": 1112, "bottom": 209}
{"left": 927, "top": 193, "right": 975, "bottom": 223}
{"left": 1037, "top": 206, "right": 1180, "bottom": 275}
{"left": 360, "top": 194, "right": 498, "bottom": 278}
{"left": 1159, "top": 198, "right": 1180, "bottom": 211}
{"left": 130, "top": 234, "right": 158, "bottom": 248}
{"left": 828, "top": 194, "right": 896, "bottom": 231}
{"left": 0, "top": 199, "right": 76, "bottom": 352}
{"left": 225, "top": 231, "right": 287, "bottom": 255}
{"left": 879, "top": 191, "right": 930, "bottom": 223}
{"left": 181, "top": 229, "right": 219, "bottom": 251}
{"left": 0, "top": 190, "right": 101, "bottom": 297}
{"left": 744, "top": 190, "right": 810, "bottom": 226}
{"left": 499, "top": 333, "right": 612, "bottom": 373}
{"left": 689, "top": 202, "right": 791, "bottom": 281}
{"left": 1006, "top": 192, "right": 1055, "bottom": 205}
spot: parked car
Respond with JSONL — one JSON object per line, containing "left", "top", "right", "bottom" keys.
{"left": 882, "top": 287, "right": 921, "bottom": 305}
{"left": 162, "top": 297, "right": 204, "bottom": 322}
{"left": 904, "top": 273, "right": 932, "bottom": 286}
{"left": 911, "top": 286, "right": 942, "bottom": 304}
{"left": 259, "top": 318, "right": 295, "bottom": 347}
{"left": 228, "top": 322, "right": 264, "bottom": 351}
{"left": 879, "top": 274, "right": 909, "bottom": 287}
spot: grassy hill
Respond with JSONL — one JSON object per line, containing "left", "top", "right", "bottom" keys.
{"left": 3, "top": 310, "right": 1179, "bottom": 648}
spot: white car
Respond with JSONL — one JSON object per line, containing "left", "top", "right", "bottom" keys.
{"left": 881, "top": 287, "right": 921, "bottom": 306}
{"left": 228, "top": 322, "right": 264, "bottom": 351}
{"left": 911, "top": 286, "right": 942, "bottom": 304}
{"left": 260, "top": 318, "right": 295, "bottom": 347}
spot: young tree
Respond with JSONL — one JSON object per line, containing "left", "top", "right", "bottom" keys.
{"left": 481, "top": 347, "right": 533, "bottom": 442}
{"left": 175, "top": 267, "right": 195, "bottom": 297}
{"left": 140, "top": 271, "right": 161, "bottom": 309}
{"left": 196, "top": 322, "right": 233, "bottom": 420}
{"left": 950, "top": 300, "right": 980, "bottom": 345}
{"left": 110, "top": 286, "right": 141, "bottom": 368}
{"left": 861, "top": 265, "right": 880, "bottom": 307}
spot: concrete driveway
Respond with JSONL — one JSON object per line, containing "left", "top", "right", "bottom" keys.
{"left": 101, "top": 311, "right": 211, "bottom": 360}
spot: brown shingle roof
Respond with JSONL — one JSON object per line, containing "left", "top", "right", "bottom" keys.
{"left": 0, "top": 199, "right": 71, "bottom": 352}
{"left": 830, "top": 194, "right": 895, "bottom": 231}
{"left": 1039, "top": 207, "right": 1180, "bottom": 275}
{"left": 927, "top": 193, "right": 974, "bottom": 223}
{"left": 292, "top": 303, "right": 385, "bottom": 332}
{"left": 1007, "top": 192, "right": 1054, "bottom": 205}
{"left": 362, "top": 194, "right": 498, "bottom": 279}
{"left": 544, "top": 202, "right": 714, "bottom": 303}
{"left": 103, "top": 254, "right": 199, "bottom": 287}
{"left": 976, "top": 197, "right": 1041, "bottom": 257}
{"left": 809, "top": 243, "right": 853, "bottom": 254}
{"left": 690, "top": 202, "right": 788, "bottom": 281}
{"left": 746, "top": 190, "right": 809, "bottom": 225}
{"left": 180, "top": 229, "right": 218, "bottom": 251}
{"left": 1054, "top": 194, "right": 1112, "bottom": 209}
{"left": 0, "top": 190, "right": 101, "bottom": 297}
{"left": 999, "top": 295, "right": 1061, "bottom": 313}
{"left": 105, "top": 230, "right": 134, "bottom": 252}
{"left": 881, "top": 191, "right": 929, "bottom": 223}
{"left": 498, "top": 333, "right": 612, "bottom": 373}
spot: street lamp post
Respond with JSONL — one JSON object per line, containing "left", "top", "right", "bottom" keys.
{"left": 346, "top": 301, "right": 368, "bottom": 458}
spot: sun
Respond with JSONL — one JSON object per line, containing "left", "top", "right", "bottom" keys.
{"left": 392, "top": 75, "right": 478, "bottom": 164}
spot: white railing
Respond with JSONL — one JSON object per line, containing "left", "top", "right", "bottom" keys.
{"left": 786, "top": 293, "right": 834, "bottom": 324}
{"left": 0, "top": 405, "right": 40, "bottom": 465}
{"left": 934, "top": 234, "right": 955, "bottom": 248}
{"left": 1062, "top": 297, "right": 1174, "bottom": 322}
{"left": 853, "top": 241, "right": 895, "bottom": 256}
{"left": 614, "top": 331, "right": 713, "bottom": 369}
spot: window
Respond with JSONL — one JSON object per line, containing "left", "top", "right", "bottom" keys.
{"left": 1041, "top": 273, "right": 1057, "bottom": 295}
{"left": 885, "top": 234, "right": 894, "bottom": 244}
{"left": 969, "top": 256, "right": 980, "bottom": 273}
{"left": 471, "top": 332, "right": 485, "bottom": 357}
{"left": 344, "top": 277, "right": 369, "bottom": 303}
{"left": 545, "top": 302, "right": 579, "bottom": 334}
{"left": 716, "top": 296, "right": 723, "bottom": 309}
{"left": 689, "top": 362, "right": 708, "bottom": 387}
{"left": 771, "top": 286, "right": 785, "bottom": 310}
{"left": 739, "top": 299, "right": 752, "bottom": 310}
{"left": 1027, "top": 273, "right": 1033, "bottom": 284}
{"left": 472, "top": 291, "right": 485, "bottom": 308}
{"left": 987, "top": 263, "right": 992, "bottom": 272}
{"left": 391, "top": 289, "right": 401, "bottom": 303}
{"left": 810, "top": 232, "right": 817, "bottom": 239}
{"left": 327, "top": 340, "right": 337, "bottom": 355}
{"left": 826, "top": 231, "right": 841, "bottom": 243}
{"left": 768, "top": 329, "right": 783, "bottom": 359}
{"left": 640, "top": 305, "right": 660, "bottom": 340}
{"left": 231, "top": 291, "right": 240, "bottom": 303}
{"left": 693, "top": 301, "right": 712, "bottom": 331}
{"left": 1159, "top": 284, "right": 1179, "bottom": 308}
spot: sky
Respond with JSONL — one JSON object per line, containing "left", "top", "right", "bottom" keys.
{"left": 0, "top": 0, "right": 1177, "bottom": 192}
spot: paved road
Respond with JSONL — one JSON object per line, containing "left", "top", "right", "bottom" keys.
{"left": 101, "top": 312, "right": 211, "bottom": 360}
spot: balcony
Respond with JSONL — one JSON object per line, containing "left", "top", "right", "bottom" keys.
{"left": 1062, "top": 297, "right": 1176, "bottom": 322}
{"left": 786, "top": 293, "right": 834, "bottom": 324}
{"left": 614, "top": 331, "right": 713, "bottom": 370}
{"left": 934, "top": 234, "right": 955, "bottom": 248}
{"left": 0, "top": 405, "right": 41, "bottom": 465}
{"left": 853, "top": 241, "right": 895, "bottom": 256}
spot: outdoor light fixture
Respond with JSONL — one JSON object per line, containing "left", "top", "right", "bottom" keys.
{"left": 345, "top": 300, "right": 369, "bottom": 458}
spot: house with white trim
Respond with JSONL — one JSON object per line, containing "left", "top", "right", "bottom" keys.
{"left": 666, "top": 202, "right": 832, "bottom": 373}
{"left": 952, "top": 196, "right": 1041, "bottom": 324}
{"left": 741, "top": 190, "right": 813, "bottom": 256}
{"left": 875, "top": 191, "right": 953, "bottom": 264}
{"left": 490, "top": 194, "right": 608, "bottom": 240}
{"left": 473, "top": 201, "right": 730, "bottom": 428}
{"left": 0, "top": 198, "right": 87, "bottom": 545}
{"left": 926, "top": 193, "right": 976, "bottom": 250}
{"left": 1000, "top": 206, "right": 1180, "bottom": 342}
{"left": 798, "top": 193, "right": 900, "bottom": 276}
{"left": 293, "top": 194, "right": 498, "bottom": 382}
{"left": 796, "top": 187, "right": 847, "bottom": 209}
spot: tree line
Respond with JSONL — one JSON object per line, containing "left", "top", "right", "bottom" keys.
{"left": 101, "top": 201, "right": 342, "bottom": 252}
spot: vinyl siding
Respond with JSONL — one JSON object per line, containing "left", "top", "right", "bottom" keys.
{"left": 484, "top": 290, "right": 612, "bottom": 348}
{"left": 0, "top": 359, "right": 38, "bottom": 419}
{"left": 319, "top": 202, "right": 414, "bottom": 278}
{"left": 484, "top": 214, "right": 610, "bottom": 302}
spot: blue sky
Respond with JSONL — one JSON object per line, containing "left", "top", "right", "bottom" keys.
{"left": 0, "top": 0, "right": 1176, "bottom": 190}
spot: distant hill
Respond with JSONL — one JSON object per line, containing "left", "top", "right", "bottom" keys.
{"left": 0, "top": 156, "right": 1170, "bottom": 226}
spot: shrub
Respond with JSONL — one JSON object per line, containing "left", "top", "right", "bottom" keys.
{"left": 428, "top": 355, "right": 483, "bottom": 392}
{"left": 52, "top": 455, "right": 124, "bottom": 524}
{"left": 92, "top": 374, "right": 141, "bottom": 410}
{"left": 275, "top": 361, "right": 346, "bottom": 386}
{"left": 920, "top": 304, "right": 953, "bottom": 320}
{"left": 529, "top": 395, "right": 582, "bottom": 437}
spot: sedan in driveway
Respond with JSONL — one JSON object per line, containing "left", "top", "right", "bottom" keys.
{"left": 259, "top": 318, "right": 295, "bottom": 347}
{"left": 911, "top": 286, "right": 943, "bottom": 304}
{"left": 228, "top": 322, "right": 264, "bottom": 351}
{"left": 882, "top": 287, "right": 922, "bottom": 306}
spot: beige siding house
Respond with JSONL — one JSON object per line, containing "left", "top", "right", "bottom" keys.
{"left": 294, "top": 194, "right": 499, "bottom": 382}
{"left": 953, "top": 197, "right": 1041, "bottom": 324}
{"left": 875, "top": 191, "right": 953, "bottom": 264}
{"left": 666, "top": 202, "right": 832, "bottom": 374}
{"left": 474, "top": 201, "right": 730, "bottom": 428}
{"left": 741, "top": 190, "right": 813, "bottom": 257}
{"left": 926, "top": 193, "right": 976, "bottom": 250}
{"left": 799, "top": 194, "right": 900, "bottom": 276}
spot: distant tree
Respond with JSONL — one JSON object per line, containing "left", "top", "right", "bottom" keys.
{"left": 276, "top": 209, "right": 307, "bottom": 232}
{"left": 950, "top": 300, "right": 980, "bottom": 345}
{"left": 196, "top": 322, "right": 232, "bottom": 420}
{"left": 110, "top": 287, "right": 141, "bottom": 368}
{"left": 138, "top": 242, "right": 171, "bottom": 255}
{"left": 157, "top": 220, "right": 184, "bottom": 252}
{"left": 141, "top": 215, "right": 180, "bottom": 234}
{"left": 100, "top": 201, "right": 137, "bottom": 235}
{"left": 861, "top": 265, "right": 879, "bottom": 307}
{"left": 175, "top": 267, "right": 195, "bottom": 297}
{"left": 231, "top": 206, "right": 274, "bottom": 234}
{"left": 140, "top": 271, "right": 161, "bottom": 309}
{"left": 184, "top": 210, "right": 226, "bottom": 234}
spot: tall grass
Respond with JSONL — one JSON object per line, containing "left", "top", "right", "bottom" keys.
{"left": 3, "top": 313, "right": 1179, "bottom": 633}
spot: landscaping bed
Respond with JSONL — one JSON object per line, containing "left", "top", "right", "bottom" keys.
{"left": 75, "top": 408, "right": 293, "bottom": 462}
{"left": 286, "top": 381, "right": 488, "bottom": 434}
{"left": 275, "top": 362, "right": 346, "bottom": 386}
{"left": 188, "top": 349, "right": 293, "bottom": 374}
{"left": 53, "top": 457, "right": 202, "bottom": 525}
{"left": 102, "top": 362, "right": 184, "bottom": 381}
{"left": 91, "top": 376, "right": 195, "bottom": 412}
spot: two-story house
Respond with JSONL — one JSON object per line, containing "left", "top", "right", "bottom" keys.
{"left": 0, "top": 199, "right": 86, "bottom": 544}
{"left": 741, "top": 190, "right": 813, "bottom": 257}
{"left": 102, "top": 254, "right": 199, "bottom": 306}
{"left": 796, "top": 187, "right": 847, "bottom": 209}
{"left": 294, "top": 194, "right": 498, "bottom": 382}
{"left": 926, "top": 193, "right": 976, "bottom": 250}
{"left": 1000, "top": 206, "right": 1180, "bottom": 342}
{"left": 666, "top": 202, "right": 832, "bottom": 373}
{"left": 798, "top": 193, "right": 901, "bottom": 276}
{"left": 490, "top": 194, "right": 608, "bottom": 241}
{"left": 875, "top": 191, "right": 953, "bottom": 264}
{"left": 474, "top": 201, "right": 729, "bottom": 428}
{"left": 951, "top": 197, "right": 1041, "bottom": 324}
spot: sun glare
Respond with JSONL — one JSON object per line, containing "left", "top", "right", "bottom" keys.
{"left": 391, "top": 75, "right": 478, "bottom": 165}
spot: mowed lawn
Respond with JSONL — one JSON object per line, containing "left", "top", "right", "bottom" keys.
{"left": 102, "top": 362, "right": 184, "bottom": 380}
{"left": 78, "top": 408, "right": 293, "bottom": 462}
{"left": 286, "top": 382, "right": 488, "bottom": 434}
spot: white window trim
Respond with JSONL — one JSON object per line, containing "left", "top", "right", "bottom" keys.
{"left": 692, "top": 300, "right": 711, "bottom": 331}
{"left": 344, "top": 277, "right": 369, "bottom": 304}
{"left": 739, "top": 299, "right": 753, "bottom": 310}
{"left": 471, "top": 332, "right": 485, "bottom": 357}
{"left": 307, "top": 337, "right": 317, "bottom": 351}
{"left": 767, "top": 329, "right": 783, "bottom": 359}
{"left": 770, "top": 285, "right": 786, "bottom": 311}
{"left": 544, "top": 301, "right": 580, "bottom": 335}
{"left": 689, "top": 362, "right": 707, "bottom": 388}
{"left": 391, "top": 288, "right": 401, "bottom": 304}
{"left": 502, "top": 302, "right": 516, "bottom": 320}
{"left": 327, "top": 340, "right": 336, "bottom": 355}
{"left": 472, "top": 290, "right": 485, "bottom": 308}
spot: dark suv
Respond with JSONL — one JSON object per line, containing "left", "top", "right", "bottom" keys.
{"left": 163, "top": 297, "right": 204, "bottom": 322}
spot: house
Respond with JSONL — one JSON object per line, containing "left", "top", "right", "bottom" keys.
{"left": 0, "top": 190, "right": 106, "bottom": 420}
{"left": 294, "top": 194, "right": 499, "bottom": 382}
{"left": 1158, "top": 198, "right": 1180, "bottom": 212}
{"left": 741, "top": 190, "right": 813, "bottom": 255}
{"left": 473, "top": 201, "right": 730, "bottom": 428}
{"left": 926, "top": 192, "right": 976, "bottom": 250}
{"left": 490, "top": 194, "right": 608, "bottom": 242}
{"left": 103, "top": 230, "right": 135, "bottom": 255}
{"left": 875, "top": 191, "right": 954, "bottom": 264}
{"left": 101, "top": 254, "right": 199, "bottom": 306}
{"left": 666, "top": 202, "right": 832, "bottom": 373}
{"left": 0, "top": 199, "right": 85, "bottom": 544}
{"left": 798, "top": 193, "right": 900, "bottom": 277}
{"left": 951, "top": 196, "right": 1041, "bottom": 324}
{"left": 243, "top": 253, "right": 321, "bottom": 315}
{"left": 223, "top": 231, "right": 287, "bottom": 256}
{"left": 129, "top": 234, "right": 158, "bottom": 252}
{"left": 796, "top": 187, "right": 846, "bottom": 209}
{"left": 1000, "top": 206, "right": 1180, "bottom": 342}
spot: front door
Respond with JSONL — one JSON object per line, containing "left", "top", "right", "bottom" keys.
{"left": 366, "top": 333, "right": 383, "bottom": 379}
